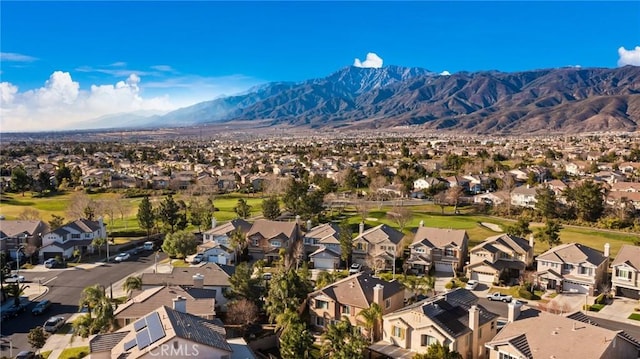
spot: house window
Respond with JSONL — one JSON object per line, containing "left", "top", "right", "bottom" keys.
{"left": 252, "top": 238, "right": 258, "bottom": 246}
{"left": 421, "top": 335, "right": 437, "bottom": 346}
{"left": 385, "top": 298, "right": 391, "bottom": 309}
{"left": 499, "top": 353, "right": 518, "bottom": 359}
{"left": 72, "top": 233, "right": 80, "bottom": 239}
{"left": 392, "top": 326, "right": 406, "bottom": 339}
{"left": 616, "top": 268, "right": 632, "bottom": 280}
{"left": 356, "top": 242, "right": 367, "bottom": 251}
{"left": 444, "top": 248, "right": 455, "bottom": 257}
{"left": 316, "top": 317, "right": 325, "bottom": 327}
{"left": 315, "top": 300, "right": 329, "bottom": 310}
{"left": 563, "top": 263, "right": 573, "bottom": 270}
{"left": 415, "top": 248, "right": 425, "bottom": 253}
{"left": 341, "top": 305, "right": 350, "bottom": 315}
{"left": 579, "top": 266, "right": 593, "bottom": 276}
{"left": 272, "top": 241, "right": 281, "bottom": 248}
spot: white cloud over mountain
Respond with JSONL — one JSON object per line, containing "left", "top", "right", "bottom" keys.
{"left": 440, "top": 70, "right": 451, "bottom": 76}
{"left": 0, "top": 71, "right": 174, "bottom": 131}
{"left": 618, "top": 46, "right": 640, "bottom": 66}
{"left": 353, "top": 52, "right": 383, "bottom": 68}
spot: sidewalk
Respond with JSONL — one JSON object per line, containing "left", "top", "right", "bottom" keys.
{"left": 40, "top": 313, "right": 90, "bottom": 359}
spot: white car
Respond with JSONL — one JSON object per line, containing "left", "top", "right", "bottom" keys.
{"left": 114, "top": 253, "right": 130, "bottom": 262}
{"left": 43, "top": 316, "right": 65, "bottom": 332}
{"left": 5, "top": 273, "right": 26, "bottom": 283}
{"left": 465, "top": 280, "right": 479, "bottom": 290}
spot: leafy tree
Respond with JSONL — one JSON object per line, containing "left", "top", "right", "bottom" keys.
{"left": 187, "top": 197, "right": 214, "bottom": 233}
{"left": 159, "top": 194, "right": 181, "bottom": 233}
{"left": 92, "top": 236, "right": 106, "bottom": 258}
{"left": 76, "top": 284, "right": 117, "bottom": 337}
{"left": 161, "top": 230, "right": 197, "bottom": 259}
{"left": 137, "top": 196, "right": 155, "bottom": 239}
{"left": 55, "top": 161, "right": 72, "bottom": 188}
{"left": 534, "top": 220, "right": 562, "bottom": 247}
{"left": 227, "top": 262, "right": 262, "bottom": 303}
{"left": 48, "top": 214, "right": 65, "bottom": 230}
{"left": 402, "top": 275, "right": 435, "bottom": 303}
{"left": 27, "top": 326, "right": 47, "bottom": 354}
{"left": 262, "top": 196, "right": 281, "bottom": 220}
{"left": 535, "top": 186, "right": 558, "bottom": 219}
{"left": 413, "top": 342, "right": 463, "bottom": 359}
{"left": 265, "top": 267, "right": 313, "bottom": 323}
{"left": 315, "top": 270, "right": 346, "bottom": 289}
{"left": 338, "top": 221, "right": 353, "bottom": 268}
{"left": 358, "top": 302, "right": 382, "bottom": 343}
{"left": 504, "top": 218, "right": 532, "bottom": 238}
{"left": 6, "top": 283, "right": 28, "bottom": 306}
{"left": 11, "top": 165, "right": 31, "bottom": 196}
{"left": 234, "top": 198, "right": 252, "bottom": 219}
{"left": 565, "top": 180, "right": 605, "bottom": 222}
{"left": 279, "top": 313, "right": 314, "bottom": 359}
{"left": 122, "top": 276, "right": 142, "bottom": 298}
{"left": 320, "top": 318, "right": 368, "bottom": 359}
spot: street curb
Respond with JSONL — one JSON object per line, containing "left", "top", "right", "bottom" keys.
{"left": 30, "top": 286, "right": 49, "bottom": 302}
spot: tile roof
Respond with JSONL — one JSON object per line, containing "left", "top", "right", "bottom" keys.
{"left": 357, "top": 224, "right": 405, "bottom": 245}
{"left": 536, "top": 243, "right": 607, "bottom": 266}
{"left": 310, "top": 272, "right": 404, "bottom": 309}
{"left": 471, "top": 233, "right": 531, "bottom": 255}
{"left": 611, "top": 244, "right": 640, "bottom": 270}
{"left": 412, "top": 227, "right": 468, "bottom": 248}
{"left": 141, "top": 263, "right": 233, "bottom": 287}
{"left": 203, "top": 218, "right": 251, "bottom": 237}
{"left": 246, "top": 219, "right": 298, "bottom": 240}
{"left": 115, "top": 286, "right": 215, "bottom": 320}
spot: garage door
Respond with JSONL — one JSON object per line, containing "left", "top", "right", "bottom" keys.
{"left": 313, "top": 258, "right": 336, "bottom": 270}
{"left": 617, "top": 286, "right": 640, "bottom": 300}
{"left": 471, "top": 271, "right": 495, "bottom": 284}
{"left": 435, "top": 261, "right": 454, "bottom": 273}
{"left": 562, "top": 280, "right": 589, "bottom": 294}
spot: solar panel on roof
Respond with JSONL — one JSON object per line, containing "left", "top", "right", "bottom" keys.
{"left": 133, "top": 318, "right": 147, "bottom": 332}
{"left": 124, "top": 339, "right": 136, "bottom": 351}
{"left": 136, "top": 329, "right": 152, "bottom": 350}
{"left": 146, "top": 312, "right": 166, "bottom": 344}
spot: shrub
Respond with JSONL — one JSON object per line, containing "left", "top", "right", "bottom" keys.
{"left": 445, "top": 280, "right": 458, "bottom": 290}
{"left": 595, "top": 293, "right": 607, "bottom": 305}
{"left": 589, "top": 304, "right": 605, "bottom": 312}
{"left": 518, "top": 287, "right": 540, "bottom": 300}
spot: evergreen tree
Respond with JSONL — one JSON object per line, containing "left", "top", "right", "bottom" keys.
{"left": 234, "top": 198, "right": 252, "bottom": 219}
{"left": 320, "top": 318, "right": 368, "bottom": 359}
{"left": 159, "top": 194, "right": 181, "bottom": 233}
{"left": 11, "top": 166, "right": 31, "bottom": 196}
{"left": 504, "top": 218, "right": 532, "bottom": 238}
{"left": 161, "top": 230, "right": 197, "bottom": 259}
{"left": 534, "top": 220, "right": 562, "bottom": 247}
{"left": 262, "top": 196, "right": 281, "bottom": 220}
{"left": 137, "top": 196, "right": 155, "bottom": 239}
{"left": 265, "top": 267, "right": 313, "bottom": 323}
{"left": 565, "top": 180, "right": 605, "bottom": 222}
{"left": 338, "top": 221, "right": 353, "bottom": 268}
{"left": 279, "top": 316, "right": 314, "bottom": 359}
{"left": 227, "top": 262, "right": 262, "bottom": 303}
{"left": 535, "top": 186, "right": 558, "bottom": 219}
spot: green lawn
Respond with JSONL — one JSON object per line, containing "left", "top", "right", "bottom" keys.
{"left": 58, "top": 346, "right": 89, "bottom": 359}
{"left": 628, "top": 313, "right": 640, "bottom": 321}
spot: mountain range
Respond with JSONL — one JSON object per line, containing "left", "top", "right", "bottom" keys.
{"left": 107, "top": 65, "right": 640, "bottom": 134}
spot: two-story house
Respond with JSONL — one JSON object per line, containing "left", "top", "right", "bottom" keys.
{"left": 611, "top": 244, "right": 640, "bottom": 300}
{"left": 371, "top": 288, "right": 498, "bottom": 359}
{"left": 406, "top": 227, "right": 468, "bottom": 275}
{"left": 0, "top": 220, "right": 49, "bottom": 259}
{"left": 536, "top": 243, "right": 609, "bottom": 295}
{"left": 39, "top": 218, "right": 106, "bottom": 260}
{"left": 352, "top": 224, "right": 405, "bottom": 272}
{"left": 304, "top": 223, "right": 342, "bottom": 270}
{"left": 202, "top": 218, "right": 252, "bottom": 246}
{"left": 510, "top": 185, "right": 537, "bottom": 208}
{"left": 485, "top": 311, "right": 640, "bottom": 359}
{"left": 308, "top": 272, "right": 404, "bottom": 337}
{"left": 140, "top": 264, "right": 234, "bottom": 311}
{"left": 246, "top": 219, "right": 300, "bottom": 262}
{"left": 465, "top": 234, "right": 533, "bottom": 285}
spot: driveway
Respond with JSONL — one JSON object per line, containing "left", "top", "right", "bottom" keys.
{"left": 545, "top": 293, "right": 589, "bottom": 314}
{"left": 589, "top": 296, "right": 640, "bottom": 325}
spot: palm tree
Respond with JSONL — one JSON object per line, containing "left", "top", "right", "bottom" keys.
{"left": 358, "top": 302, "right": 382, "bottom": 343}
{"left": 229, "top": 228, "right": 247, "bottom": 264}
{"left": 79, "top": 284, "right": 105, "bottom": 319}
{"left": 122, "top": 276, "right": 142, "bottom": 299}
{"left": 76, "top": 284, "right": 117, "bottom": 336}
{"left": 6, "top": 283, "right": 29, "bottom": 306}
{"left": 321, "top": 317, "right": 368, "bottom": 358}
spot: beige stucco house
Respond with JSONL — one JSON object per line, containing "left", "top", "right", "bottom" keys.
{"left": 406, "top": 227, "right": 468, "bottom": 275}
{"left": 611, "top": 244, "right": 640, "bottom": 299}
{"left": 466, "top": 234, "right": 533, "bottom": 285}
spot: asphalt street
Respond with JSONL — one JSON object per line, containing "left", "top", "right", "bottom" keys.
{"left": 0, "top": 251, "right": 166, "bottom": 357}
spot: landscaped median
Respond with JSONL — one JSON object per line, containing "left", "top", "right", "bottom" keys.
{"left": 58, "top": 346, "right": 89, "bottom": 359}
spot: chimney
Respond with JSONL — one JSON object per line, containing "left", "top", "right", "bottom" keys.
{"left": 469, "top": 305, "right": 480, "bottom": 359}
{"left": 295, "top": 215, "right": 301, "bottom": 226}
{"left": 306, "top": 219, "right": 312, "bottom": 232}
{"left": 419, "top": 220, "right": 424, "bottom": 228}
{"left": 98, "top": 216, "right": 105, "bottom": 237}
{"left": 193, "top": 273, "right": 204, "bottom": 288}
{"left": 373, "top": 283, "right": 384, "bottom": 308}
{"left": 172, "top": 296, "right": 187, "bottom": 313}
{"left": 211, "top": 217, "right": 217, "bottom": 229}
{"left": 604, "top": 243, "right": 610, "bottom": 258}
{"left": 359, "top": 222, "right": 365, "bottom": 235}
{"left": 528, "top": 234, "right": 534, "bottom": 249}
{"left": 507, "top": 301, "right": 521, "bottom": 323}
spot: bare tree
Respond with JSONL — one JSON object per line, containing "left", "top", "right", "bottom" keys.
{"left": 368, "top": 175, "right": 388, "bottom": 202}
{"left": 115, "top": 196, "right": 131, "bottom": 229}
{"left": 433, "top": 191, "right": 448, "bottom": 214}
{"left": 226, "top": 298, "right": 260, "bottom": 329}
{"left": 365, "top": 254, "right": 386, "bottom": 275}
{"left": 355, "top": 200, "right": 373, "bottom": 222}
{"left": 67, "top": 192, "right": 96, "bottom": 219}
{"left": 263, "top": 175, "right": 288, "bottom": 196}
{"left": 387, "top": 206, "right": 412, "bottom": 232}
{"left": 18, "top": 208, "right": 41, "bottom": 220}
{"left": 446, "top": 186, "right": 465, "bottom": 213}
{"left": 501, "top": 174, "right": 516, "bottom": 216}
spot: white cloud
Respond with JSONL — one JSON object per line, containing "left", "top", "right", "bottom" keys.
{"left": 0, "top": 71, "right": 175, "bottom": 132}
{"left": 75, "top": 65, "right": 154, "bottom": 77}
{"left": 618, "top": 46, "right": 640, "bottom": 66}
{"left": 151, "top": 65, "right": 175, "bottom": 72}
{"left": 109, "top": 61, "right": 127, "bottom": 67}
{"left": 353, "top": 52, "right": 383, "bottom": 68}
{"left": 0, "top": 52, "right": 38, "bottom": 62}
{"left": 440, "top": 70, "right": 451, "bottom": 76}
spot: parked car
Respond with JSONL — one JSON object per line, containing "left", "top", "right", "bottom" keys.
{"left": 5, "top": 273, "right": 25, "bottom": 283}
{"left": 114, "top": 253, "right": 131, "bottom": 262}
{"left": 349, "top": 263, "right": 362, "bottom": 274}
{"left": 32, "top": 299, "right": 53, "bottom": 315}
{"left": 486, "top": 292, "right": 513, "bottom": 302}
{"left": 2, "top": 303, "right": 27, "bottom": 319}
{"left": 15, "top": 351, "right": 36, "bottom": 359}
{"left": 44, "top": 258, "right": 59, "bottom": 268}
{"left": 43, "top": 316, "right": 66, "bottom": 332}
{"left": 143, "top": 241, "right": 154, "bottom": 251}
{"left": 465, "top": 280, "right": 479, "bottom": 290}
{"left": 192, "top": 253, "right": 205, "bottom": 264}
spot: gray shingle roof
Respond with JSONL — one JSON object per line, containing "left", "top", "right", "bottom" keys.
{"left": 537, "top": 242, "right": 607, "bottom": 266}
{"left": 164, "top": 306, "right": 232, "bottom": 352}
{"left": 90, "top": 332, "right": 128, "bottom": 353}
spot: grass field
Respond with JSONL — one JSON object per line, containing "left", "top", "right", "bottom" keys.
{"left": 58, "top": 346, "right": 89, "bottom": 359}
{"left": 2, "top": 191, "right": 638, "bottom": 257}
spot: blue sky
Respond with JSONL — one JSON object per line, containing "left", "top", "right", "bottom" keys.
{"left": 1, "top": 1, "right": 639, "bottom": 131}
